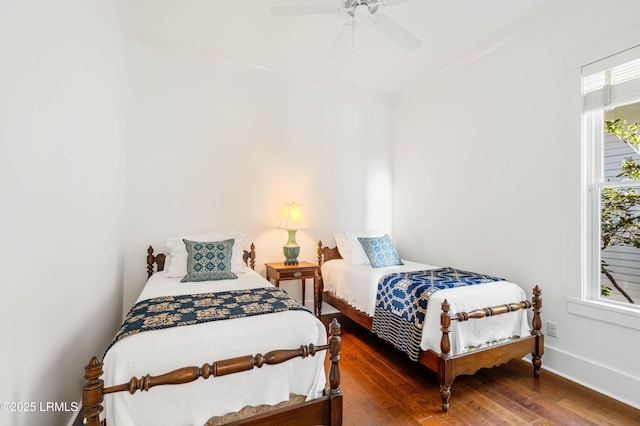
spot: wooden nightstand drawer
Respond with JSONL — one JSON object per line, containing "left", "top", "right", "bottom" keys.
{"left": 279, "top": 270, "right": 308, "bottom": 279}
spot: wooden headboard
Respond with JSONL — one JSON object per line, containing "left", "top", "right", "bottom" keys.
{"left": 146, "top": 243, "right": 256, "bottom": 278}
{"left": 317, "top": 240, "right": 342, "bottom": 266}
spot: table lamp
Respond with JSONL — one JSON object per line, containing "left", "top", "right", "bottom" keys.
{"left": 277, "top": 202, "right": 308, "bottom": 265}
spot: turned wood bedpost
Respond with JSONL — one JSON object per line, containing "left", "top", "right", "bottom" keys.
{"left": 83, "top": 357, "right": 104, "bottom": 426}
{"left": 531, "top": 285, "right": 542, "bottom": 335}
{"left": 317, "top": 240, "right": 324, "bottom": 266}
{"left": 147, "top": 246, "right": 166, "bottom": 278}
{"left": 531, "top": 285, "right": 543, "bottom": 378}
{"left": 317, "top": 241, "right": 324, "bottom": 316}
{"left": 438, "top": 300, "right": 452, "bottom": 412}
{"left": 440, "top": 299, "right": 452, "bottom": 356}
{"left": 327, "top": 318, "right": 342, "bottom": 426}
{"left": 248, "top": 242, "right": 256, "bottom": 270}
{"left": 328, "top": 318, "right": 341, "bottom": 396}
{"left": 146, "top": 246, "right": 155, "bottom": 278}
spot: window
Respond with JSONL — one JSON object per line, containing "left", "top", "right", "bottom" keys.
{"left": 583, "top": 47, "right": 640, "bottom": 308}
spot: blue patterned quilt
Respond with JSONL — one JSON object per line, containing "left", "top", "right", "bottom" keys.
{"left": 104, "top": 287, "right": 310, "bottom": 358}
{"left": 372, "top": 267, "right": 503, "bottom": 361}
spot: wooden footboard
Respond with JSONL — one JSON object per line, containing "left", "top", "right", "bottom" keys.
{"left": 420, "top": 286, "right": 544, "bottom": 412}
{"left": 83, "top": 318, "right": 342, "bottom": 426}
{"left": 317, "top": 240, "right": 544, "bottom": 412}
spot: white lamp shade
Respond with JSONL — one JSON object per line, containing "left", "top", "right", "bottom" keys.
{"left": 277, "top": 203, "right": 308, "bottom": 230}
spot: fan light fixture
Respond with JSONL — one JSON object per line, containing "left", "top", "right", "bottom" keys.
{"left": 271, "top": 0, "right": 422, "bottom": 56}
{"left": 353, "top": 3, "right": 370, "bottom": 19}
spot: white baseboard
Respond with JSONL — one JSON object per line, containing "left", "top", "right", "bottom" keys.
{"left": 527, "top": 345, "right": 640, "bottom": 410}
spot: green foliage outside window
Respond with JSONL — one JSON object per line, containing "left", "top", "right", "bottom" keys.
{"left": 601, "top": 119, "right": 640, "bottom": 303}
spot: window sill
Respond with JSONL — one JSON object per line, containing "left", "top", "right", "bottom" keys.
{"left": 567, "top": 297, "right": 640, "bottom": 331}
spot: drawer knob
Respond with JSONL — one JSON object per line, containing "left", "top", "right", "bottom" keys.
{"left": 293, "top": 271, "right": 302, "bottom": 277}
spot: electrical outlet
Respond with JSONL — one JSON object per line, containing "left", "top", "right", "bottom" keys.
{"left": 547, "top": 321, "right": 558, "bottom": 338}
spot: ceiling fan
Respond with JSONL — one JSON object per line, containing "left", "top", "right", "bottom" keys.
{"left": 271, "top": 0, "right": 422, "bottom": 56}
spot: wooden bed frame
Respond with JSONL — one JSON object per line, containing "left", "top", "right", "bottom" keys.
{"left": 81, "top": 245, "right": 343, "bottom": 426}
{"left": 316, "top": 241, "right": 543, "bottom": 413}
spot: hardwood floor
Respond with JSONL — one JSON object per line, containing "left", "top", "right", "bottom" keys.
{"left": 322, "top": 314, "right": 640, "bottom": 425}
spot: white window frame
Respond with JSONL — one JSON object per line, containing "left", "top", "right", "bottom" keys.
{"left": 567, "top": 37, "right": 640, "bottom": 331}
{"left": 585, "top": 107, "right": 640, "bottom": 303}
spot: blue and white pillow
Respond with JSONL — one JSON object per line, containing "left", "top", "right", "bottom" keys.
{"left": 357, "top": 234, "right": 403, "bottom": 268}
{"left": 181, "top": 239, "right": 238, "bottom": 282}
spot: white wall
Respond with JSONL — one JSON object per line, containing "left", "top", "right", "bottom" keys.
{"left": 392, "top": 0, "right": 640, "bottom": 409}
{"left": 123, "top": 47, "right": 393, "bottom": 311}
{"left": 0, "top": 2, "right": 127, "bottom": 425}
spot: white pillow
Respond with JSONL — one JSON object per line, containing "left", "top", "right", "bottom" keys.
{"left": 333, "top": 232, "right": 351, "bottom": 262}
{"left": 165, "top": 232, "right": 247, "bottom": 278}
{"left": 334, "top": 230, "right": 385, "bottom": 265}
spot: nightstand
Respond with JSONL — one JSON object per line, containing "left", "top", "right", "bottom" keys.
{"left": 265, "top": 261, "right": 320, "bottom": 315}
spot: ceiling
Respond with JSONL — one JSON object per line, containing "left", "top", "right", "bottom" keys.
{"left": 113, "top": 0, "right": 593, "bottom": 98}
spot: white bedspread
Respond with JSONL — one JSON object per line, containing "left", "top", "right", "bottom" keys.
{"left": 103, "top": 270, "right": 327, "bottom": 426}
{"left": 321, "top": 259, "right": 530, "bottom": 355}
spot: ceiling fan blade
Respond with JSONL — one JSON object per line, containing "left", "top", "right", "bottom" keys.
{"left": 382, "top": 0, "right": 412, "bottom": 6}
{"left": 326, "top": 22, "right": 353, "bottom": 58}
{"left": 374, "top": 15, "right": 422, "bottom": 51}
{"left": 271, "top": 5, "right": 341, "bottom": 16}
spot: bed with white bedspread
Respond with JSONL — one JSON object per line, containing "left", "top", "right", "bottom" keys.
{"left": 320, "top": 259, "right": 530, "bottom": 356}
{"left": 103, "top": 270, "right": 326, "bottom": 425}
{"left": 317, "top": 232, "right": 543, "bottom": 412}
{"left": 81, "top": 234, "right": 343, "bottom": 426}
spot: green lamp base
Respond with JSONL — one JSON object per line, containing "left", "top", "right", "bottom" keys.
{"left": 283, "top": 229, "right": 300, "bottom": 265}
